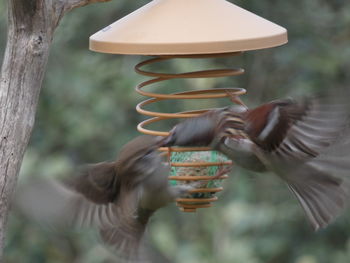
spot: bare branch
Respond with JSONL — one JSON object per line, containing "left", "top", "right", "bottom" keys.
{"left": 52, "top": 0, "right": 112, "bottom": 29}
{"left": 65, "top": 0, "right": 112, "bottom": 10}
{"left": 61, "top": 0, "right": 112, "bottom": 16}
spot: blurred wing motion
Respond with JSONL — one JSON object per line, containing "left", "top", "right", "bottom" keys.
{"left": 66, "top": 161, "right": 119, "bottom": 204}
{"left": 15, "top": 135, "right": 168, "bottom": 263}
{"left": 15, "top": 135, "right": 194, "bottom": 262}
{"left": 245, "top": 96, "right": 350, "bottom": 230}
{"left": 245, "top": 96, "right": 348, "bottom": 156}
{"left": 164, "top": 93, "right": 350, "bottom": 230}
{"left": 284, "top": 152, "right": 350, "bottom": 231}
{"left": 15, "top": 174, "right": 151, "bottom": 263}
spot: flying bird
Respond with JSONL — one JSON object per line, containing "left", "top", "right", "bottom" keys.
{"left": 15, "top": 135, "right": 194, "bottom": 262}
{"left": 163, "top": 94, "right": 350, "bottom": 230}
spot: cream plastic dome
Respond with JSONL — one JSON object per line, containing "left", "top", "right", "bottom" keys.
{"left": 89, "top": 0, "right": 287, "bottom": 55}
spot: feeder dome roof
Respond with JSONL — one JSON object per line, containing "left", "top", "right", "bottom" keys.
{"left": 89, "top": 0, "right": 288, "bottom": 55}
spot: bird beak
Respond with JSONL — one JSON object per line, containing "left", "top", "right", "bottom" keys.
{"left": 158, "top": 130, "right": 176, "bottom": 147}
{"left": 159, "top": 136, "right": 173, "bottom": 147}
{"left": 226, "top": 91, "right": 248, "bottom": 110}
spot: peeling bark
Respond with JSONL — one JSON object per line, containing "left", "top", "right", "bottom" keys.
{"left": 0, "top": 0, "right": 111, "bottom": 259}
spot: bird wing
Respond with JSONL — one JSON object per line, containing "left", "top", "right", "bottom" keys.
{"left": 244, "top": 94, "right": 350, "bottom": 230}
{"left": 65, "top": 162, "right": 120, "bottom": 204}
{"left": 282, "top": 136, "right": 350, "bottom": 230}
{"left": 248, "top": 95, "right": 350, "bottom": 230}
{"left": 244, "top": 99, "right": 299, "bottom": 152}
{"left": 14, "top": 177, "right": 151, "bottom": 262}
{"left": 247, "top": 96, "right": 349, "bottom": 162}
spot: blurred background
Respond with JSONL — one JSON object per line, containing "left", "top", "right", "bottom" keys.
{"left": 1, "top": 0, "right": 350, "bottom": 262}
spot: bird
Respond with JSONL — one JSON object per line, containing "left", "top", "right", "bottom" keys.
{"left": 15, "top": 135, "right": 195, "bottom": 262}
{"left": 162, "top": 93, "right": 350, "bottom": 230}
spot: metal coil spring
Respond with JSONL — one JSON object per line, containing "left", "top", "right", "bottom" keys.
{"left": 135, "top": 52, "right": 246, "bottom": 212}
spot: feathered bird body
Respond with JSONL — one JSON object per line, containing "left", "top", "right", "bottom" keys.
{"left": 164, "top": 95, "right": 350, "bottom": 230}
{"left": 16, "top": 135, "right": 195, "bottom": 262}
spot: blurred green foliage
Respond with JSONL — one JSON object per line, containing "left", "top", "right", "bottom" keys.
{"left": 1, "top": 0, "right": 350, "bottom": 262}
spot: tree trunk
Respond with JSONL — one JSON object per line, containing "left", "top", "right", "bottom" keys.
{"left": 0, "top": 0, "right": 111, "bottom": 259}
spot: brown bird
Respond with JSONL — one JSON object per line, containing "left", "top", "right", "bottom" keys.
{"left": 163, "top": 94, "right": 350, "bottom": 230}
{"left": 15, "top": 135, "right": 194, "bottom": 262}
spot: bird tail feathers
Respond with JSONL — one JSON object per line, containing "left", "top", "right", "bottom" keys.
{"left": 285, "top": 139, "right": 350, "bottom": 230}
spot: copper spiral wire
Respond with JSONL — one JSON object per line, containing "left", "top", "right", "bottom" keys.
{"left": 135, "top": 52, "right": 246, "bottom": 212}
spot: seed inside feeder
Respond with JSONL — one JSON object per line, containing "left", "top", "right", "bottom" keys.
{"left": 169, "top": 151, "right": 231, "bottom": 199}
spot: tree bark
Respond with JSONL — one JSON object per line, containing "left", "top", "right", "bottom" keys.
{"left": 0, "top": 0, "right": 111, "bottom": 259}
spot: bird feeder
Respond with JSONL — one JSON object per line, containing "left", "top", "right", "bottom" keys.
{"left": 89, "top": 0, "right": 287, "bottom": 212}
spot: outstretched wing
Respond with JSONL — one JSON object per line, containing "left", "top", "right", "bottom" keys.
{"left": 283, "top": 137, "right": 350, "bottom": 230}
{"left": 14, "top": 177, "right": 151, "bottom": 263}
{"left": 244, "top": 98, "right": 305, "bottom": 152}
{"left": 65, "top": 162, "right": 120, "bottom": 204}
{"left": 246, "top": 96, "right": 349, "bottom": 162}
{"left": 249, "top": 95, "right": 350, "bottom": 230}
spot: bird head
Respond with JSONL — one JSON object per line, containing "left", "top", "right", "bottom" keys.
{"left": 162, "top": 113, "right": 219, "bottom": 147}
{"left": 162, "top": 106, "right": 249, "bottom": 148}
{"left": 116, "top": 135, "right": 166, "bottom": 186}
